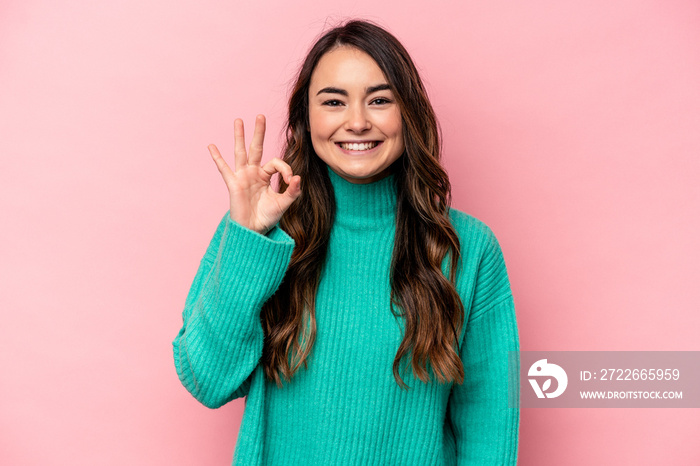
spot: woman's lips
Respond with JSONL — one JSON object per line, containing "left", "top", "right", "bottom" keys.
{"left": 335, "top": 141, "right": 383, "bottom": 154}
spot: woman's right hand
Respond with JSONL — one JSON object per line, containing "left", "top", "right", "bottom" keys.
{"left": 208, "top": 114, "right": 302, "bottom": 235}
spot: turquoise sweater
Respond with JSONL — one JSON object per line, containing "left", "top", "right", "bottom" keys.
{"left": 173, "top": 164, "right": 520, "bottom": 465}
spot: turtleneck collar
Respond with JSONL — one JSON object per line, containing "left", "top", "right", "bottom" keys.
{"left": 326, "top": 164, "right": 398, "bottom": 230}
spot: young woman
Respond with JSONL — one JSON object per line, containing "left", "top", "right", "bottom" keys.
{"left": 173, "top": 19, "right": 520, "bottom": 465}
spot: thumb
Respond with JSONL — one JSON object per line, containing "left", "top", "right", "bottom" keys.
{"left": 277, "top": 175, "right": 302, "bottom": 211}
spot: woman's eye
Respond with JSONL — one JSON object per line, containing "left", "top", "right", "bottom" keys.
{"left": 322, "top": 100, "right": 343, "bottom": 107}
{"left": 371, "top": 98, "right": 391, "bottom": 105}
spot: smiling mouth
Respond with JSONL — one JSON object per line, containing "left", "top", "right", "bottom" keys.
{"left": 337, "top": 141, "right": 381, "bottom": 151}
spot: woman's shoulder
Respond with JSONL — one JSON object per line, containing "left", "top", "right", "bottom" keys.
{"left": 447, "top": 207, "right": 511, "bottom": 304}
{"left": 447, "top": 206, "right": 500, "bottom": 248}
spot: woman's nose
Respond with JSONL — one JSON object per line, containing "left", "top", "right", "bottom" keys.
{"left": 344, "top": 105, "right": 371, "bottom": 133}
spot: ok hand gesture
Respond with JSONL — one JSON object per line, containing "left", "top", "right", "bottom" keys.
{"left": 208, "top": 115, "right": 302, "bottom": 235}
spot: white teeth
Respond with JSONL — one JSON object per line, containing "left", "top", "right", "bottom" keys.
{"left": 340, "top": 141, "right": 378, "bottom": 151}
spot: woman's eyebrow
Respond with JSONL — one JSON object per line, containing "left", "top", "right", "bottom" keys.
{"left": 366, "top": 83, "right": 391, "bottom": 94}
{"left": 315, "top": 83, "right": 391, "bottom": 97}
{"left": 316, "top": 87, "right": 347, "bottom": 96}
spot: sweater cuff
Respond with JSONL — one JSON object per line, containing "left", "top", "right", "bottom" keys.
{"left": 225, "top": 214, "right": 294, "bottom": 246}
{"left": 206, "top": 215, "right": 295, "bottom": 304}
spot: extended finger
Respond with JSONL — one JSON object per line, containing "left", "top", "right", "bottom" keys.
{"left": 233, "top": 118, "right": 247, "bottom": 171}
{"left": 208, "top": 144, "right": 234, "bottom": 183}
{"left": 248, "top": 114, "right": 266, "bottom": 166}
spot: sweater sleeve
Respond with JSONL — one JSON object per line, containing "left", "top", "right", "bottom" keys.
{"left": 449, "top": 226, "right": 520, "bottom": 465}
{"left": 172, "top": 211, "right": 295, "bottom": 409}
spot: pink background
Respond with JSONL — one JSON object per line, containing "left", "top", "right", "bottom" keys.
{"left": 1, "top": 0, "right": 698, "bottom": 464}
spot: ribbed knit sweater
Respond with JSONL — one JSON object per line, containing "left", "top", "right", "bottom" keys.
{"left": 173, "top": 164, "right": 520, "bottom": 465}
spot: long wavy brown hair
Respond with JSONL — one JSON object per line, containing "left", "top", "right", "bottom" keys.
{"left": 261, "top": 19, "right": 464, "bottom": 390}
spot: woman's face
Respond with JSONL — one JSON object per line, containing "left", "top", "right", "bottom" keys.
{"left": 308, "top": 46, "right": 405, "bottom": 184}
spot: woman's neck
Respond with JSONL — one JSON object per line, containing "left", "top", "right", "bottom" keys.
{"left": 326, "top": 164, "right": 398, "bottom": 231}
